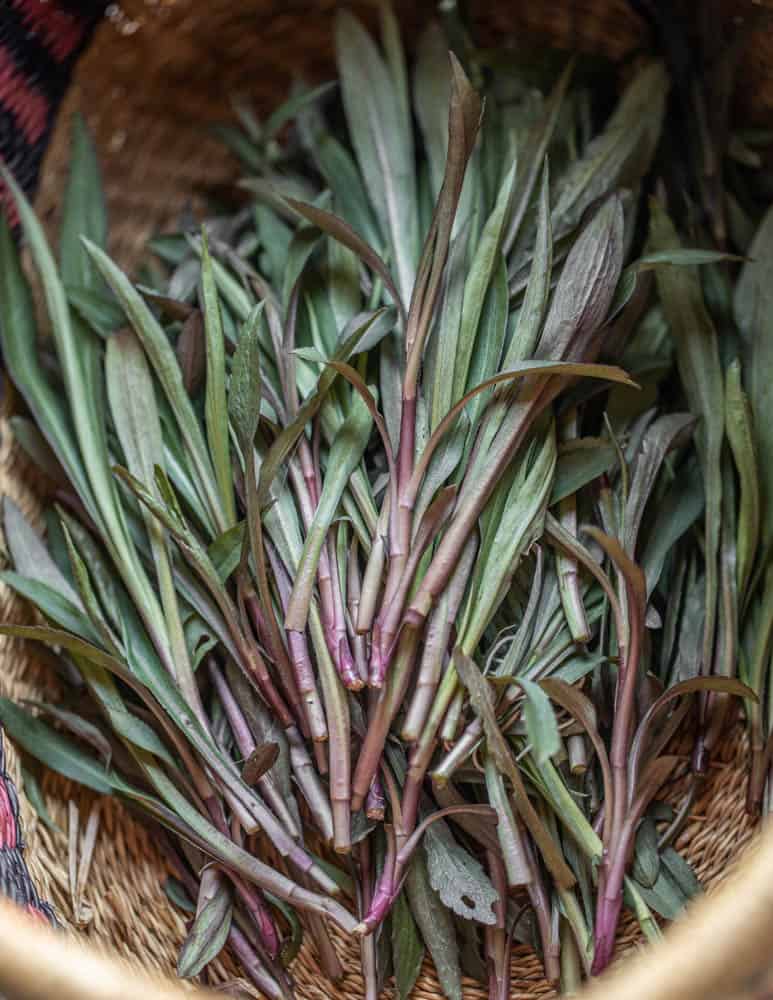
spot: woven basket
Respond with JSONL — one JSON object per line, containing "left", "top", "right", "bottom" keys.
{"left": 2, "top": 1, "right": 773, "bottom": 997}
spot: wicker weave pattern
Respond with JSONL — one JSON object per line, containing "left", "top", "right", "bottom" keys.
{"left": 0, "top": 1, "right": 768, "bottom": 995}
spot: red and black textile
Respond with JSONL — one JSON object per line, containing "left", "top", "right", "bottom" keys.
{"left": 0, "top": 738, "right": 56, "bottom": 926}
{"left": 0, "top": 0, "right": 105, "bottom": 227}
{"left": 0, "top": 0, "right": 107, "bottom": 924}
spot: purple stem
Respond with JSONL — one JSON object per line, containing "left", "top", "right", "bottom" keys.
{"left": 365, "top": 775, "right": 386, "bottom": 821}
{"left": 228, "top": 923, "right": 284, "bottom": 1000}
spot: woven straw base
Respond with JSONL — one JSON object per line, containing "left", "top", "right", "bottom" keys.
{"left": 1, "top": 0, "right": 767, "bottom": 995}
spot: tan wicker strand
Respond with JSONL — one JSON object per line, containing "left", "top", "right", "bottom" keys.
{"left": 0, "top": 1, "right": 767, "bottom": 997}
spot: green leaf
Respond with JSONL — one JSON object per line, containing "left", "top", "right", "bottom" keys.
{"left": 0, "top": 213, "right": 92, "bottom": 514}
{"left": 452, "top": 164, "right": 516, "bottom": 406}
{"left": 453, "top": 651, "right": 575, "bottom": 889}
{"left": 335, "top": 8, "right": 418, "bottom": 304}
{"left": 21, "top": 699, "right": 112, "bottom": 766}
{"left": 263, "top": 80, "right": 336, "bottom": 139}
{"left": 632, "top": 816, "right": 660, "bottom": 888}
{"left": 163, "top": 876, "right": 195, "bottom": 914}
{"left": 539, "top": 194, "right": 625, "bottom": 362}
{"left": 177, "top": 878, "right": 233, "bottom": 978}
{"left": 208, "top": 523, "right": 245, "bottom": 584}
{"left": 552, "top": 63, "right": 667, "bottom": 234}
{"left": 406, "top": 853, "right": 462, "bottom": 1000}
{"left": 424, "top": 818, "right": 498, "bottom": 925}
{"left": 66, "top": 285, "right": 125, "bottom": 338}
{"left": 429, "top": 225, "right": 468, "bottom": 430}
{"left": 0, "top": 698, "right": 114, "bottom": 794}
{"left": 3, "top": 497, "right": 80, "bottom": 606}
{"left": 650, "top": 198, "right": 724, "bottom": 678}
{"left": 634, "top": 866, "right": 688, "bottom": 921}
{"left": 551, "top": 439, "right": 617, "bottom": 505}
{"left": 624, "top": 411, "right": 696, "bottom": 556}
{"left": 392, "top": 889, "right": 425, "bottom": 1000}
{"left": 82, "top": 238, "right": 226, "bottom": 535}
{"left": 413, "top": 21, "right": 454, "bottom": 201}
{"left": 516, "top": 676, "right": 561, "bottom": 765}
{"left": 725, "top": 359, "right": 760, "bottom": 602}
{"left": 460, "top": 424, "right": 556, "bottom": 651}
{"left": 641, "top": 461, "right": 704, "bottom": 597}
{"left": 660, "top": 847, "right": 702, "bottom": 899}
{"left": 734, "top": 205, "right": 773, "bottom": 553}
{"left": 505, "top": 161, "right": 552, "bottom": 365}
{"left": 285, "top": 391, "right": 372, "bottom": 630}
{"left": 634, "top": 248, "right": 743, "bottom": 270}
{"left": 200, "top": 230, "right": 236, "bottom": 526}
{"left": 59, "top": 114, "right": 107, "bottom": 290}
{"left": 184, "top": 614, "right": 217, "bottom": 670}
{"left": 0, "top": 571, "right": 100, "bottom": 644}
{"left": 285, "top": 198, "right": 405, "bottom": 323}
{"left": 229, "top": 304, "right": 264, "bottom": 448}
{"left": 21, "top": 763, "right": 62, "bottom": 834}
{"left": 299, "top": 127, "right": 380, "bottom": 248}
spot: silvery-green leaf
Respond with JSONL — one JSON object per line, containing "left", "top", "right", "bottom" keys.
{"left": 552, "top": 63, "right": 667, "bottom": 235}
{"left": 452, "top": 164, "right": 516, "bottom": 406}
{"left": 0, "top": 698, "right": 114, "bottom": 795}
{"left": 164, "top": 877, "right": 195, "bottom": 914}
{"left": 424, "top": 818, "right": 498, "bottom": 925}
{"left": 634, "top": 866, "right": 688, "bottom": 921}
{"left": 642, "top": 461, "right": 704, "bottom": 598}
{"left": 59, "top": 113, "right": 107, "bottom": 292}
{"left": 335, "top": 9, "right": 418, "bottom": 304}
{"left": 660, "top": 848, "right": 702, "bottom": 899}
{"left": 734, "top": 206, "right": 773, "bottom": 549}
{"left": 406, "top": 853, "right": 462, "bottom": 1000}
{"left": 3, "top": 498, "right": 80, "bottom": 606}
{"left": 650, "top": 200, "right": 724, "bottom": 678}
{"left": 177, "top": 876, "right": 233, "bottom": 978}
{"left": 21, "top": 700, "right": 112, "bottom": 767}
{"left": 392, "top": 889, "right": 425, "bottom": 1000}
{"left": 229, "top": 304, "right": 264, "bottom": 449}
{"left": 199, "top": 232, "right": 236, "bottom": 526}
{"left": 725, "top": 359, "right": 760, "bottom": 602}
{"left": 83, "top": 238, "right": 226, "bottom": 536}
{"left": 21, "top": 764, "right": 62, "bottom": 835}
{"left": 632, "top": 817, "right": 660, "bottom": 888}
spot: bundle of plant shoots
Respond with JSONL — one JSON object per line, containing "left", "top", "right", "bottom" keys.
{"left": 0, "top": 6, "right": 767, "bottom": 998}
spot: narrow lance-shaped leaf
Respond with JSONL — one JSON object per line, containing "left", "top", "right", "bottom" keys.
{"left": 734, "top": 203, "right": 773, "bottom": 553}
{"left": 454, "top": 651, "right": 575, "bottom": 889}
{"left": 335, "top": 8, "right": 418, "bottom": 305}
{"left": 106, "top": 329, "right": 198, "bottom": 706}
{"left": 405, "top": 853, "right": 462, "bottom": 1000}
{"left": 649, "top": 199, "right": 724, "bottom": 678}
{"left": 200, "top": 229, "right": 237, "bottom": 526}
{"left": 404, "top": 52, "right": 482, "bottom": 392}
{"left": 178, "top": 872, "right": 233, "bottom": 979}
{"left": 82, "top": 237, "right": 226, "bottom": 536}
{"left": 285, "top": 391, "right": 373, "bottom": 631}
{"left": 391, "top": 889, "right": 425, "bottom": 1000}
{"left": 460, "top": 424, "right": 556, "bottom": 652}
{"left": 504, "top": 160, "right": 552, "bottom": 366}
{"left": 60, "top": 114, "right": 107, "bottom": 291}
{"left": 0, "top": 698, "right": 115, "bottom": 795}
{"left": 285, "top": 198, "right": 405, "bottom": 324}
{"left": 451, "top": 163, "right": 516, "bottom": 406}
{"left": 725, "top": 358, "right": 760, "bottom": 603}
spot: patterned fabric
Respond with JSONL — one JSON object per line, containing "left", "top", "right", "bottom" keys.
{"left": 0, "top": 733, "right": 56, "bottom": 925}
{"left": 0, "top": 0, "right": 106, "bottom": 923}
{"left": 0, "top": 0, "right": 104, "bottom": 225}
